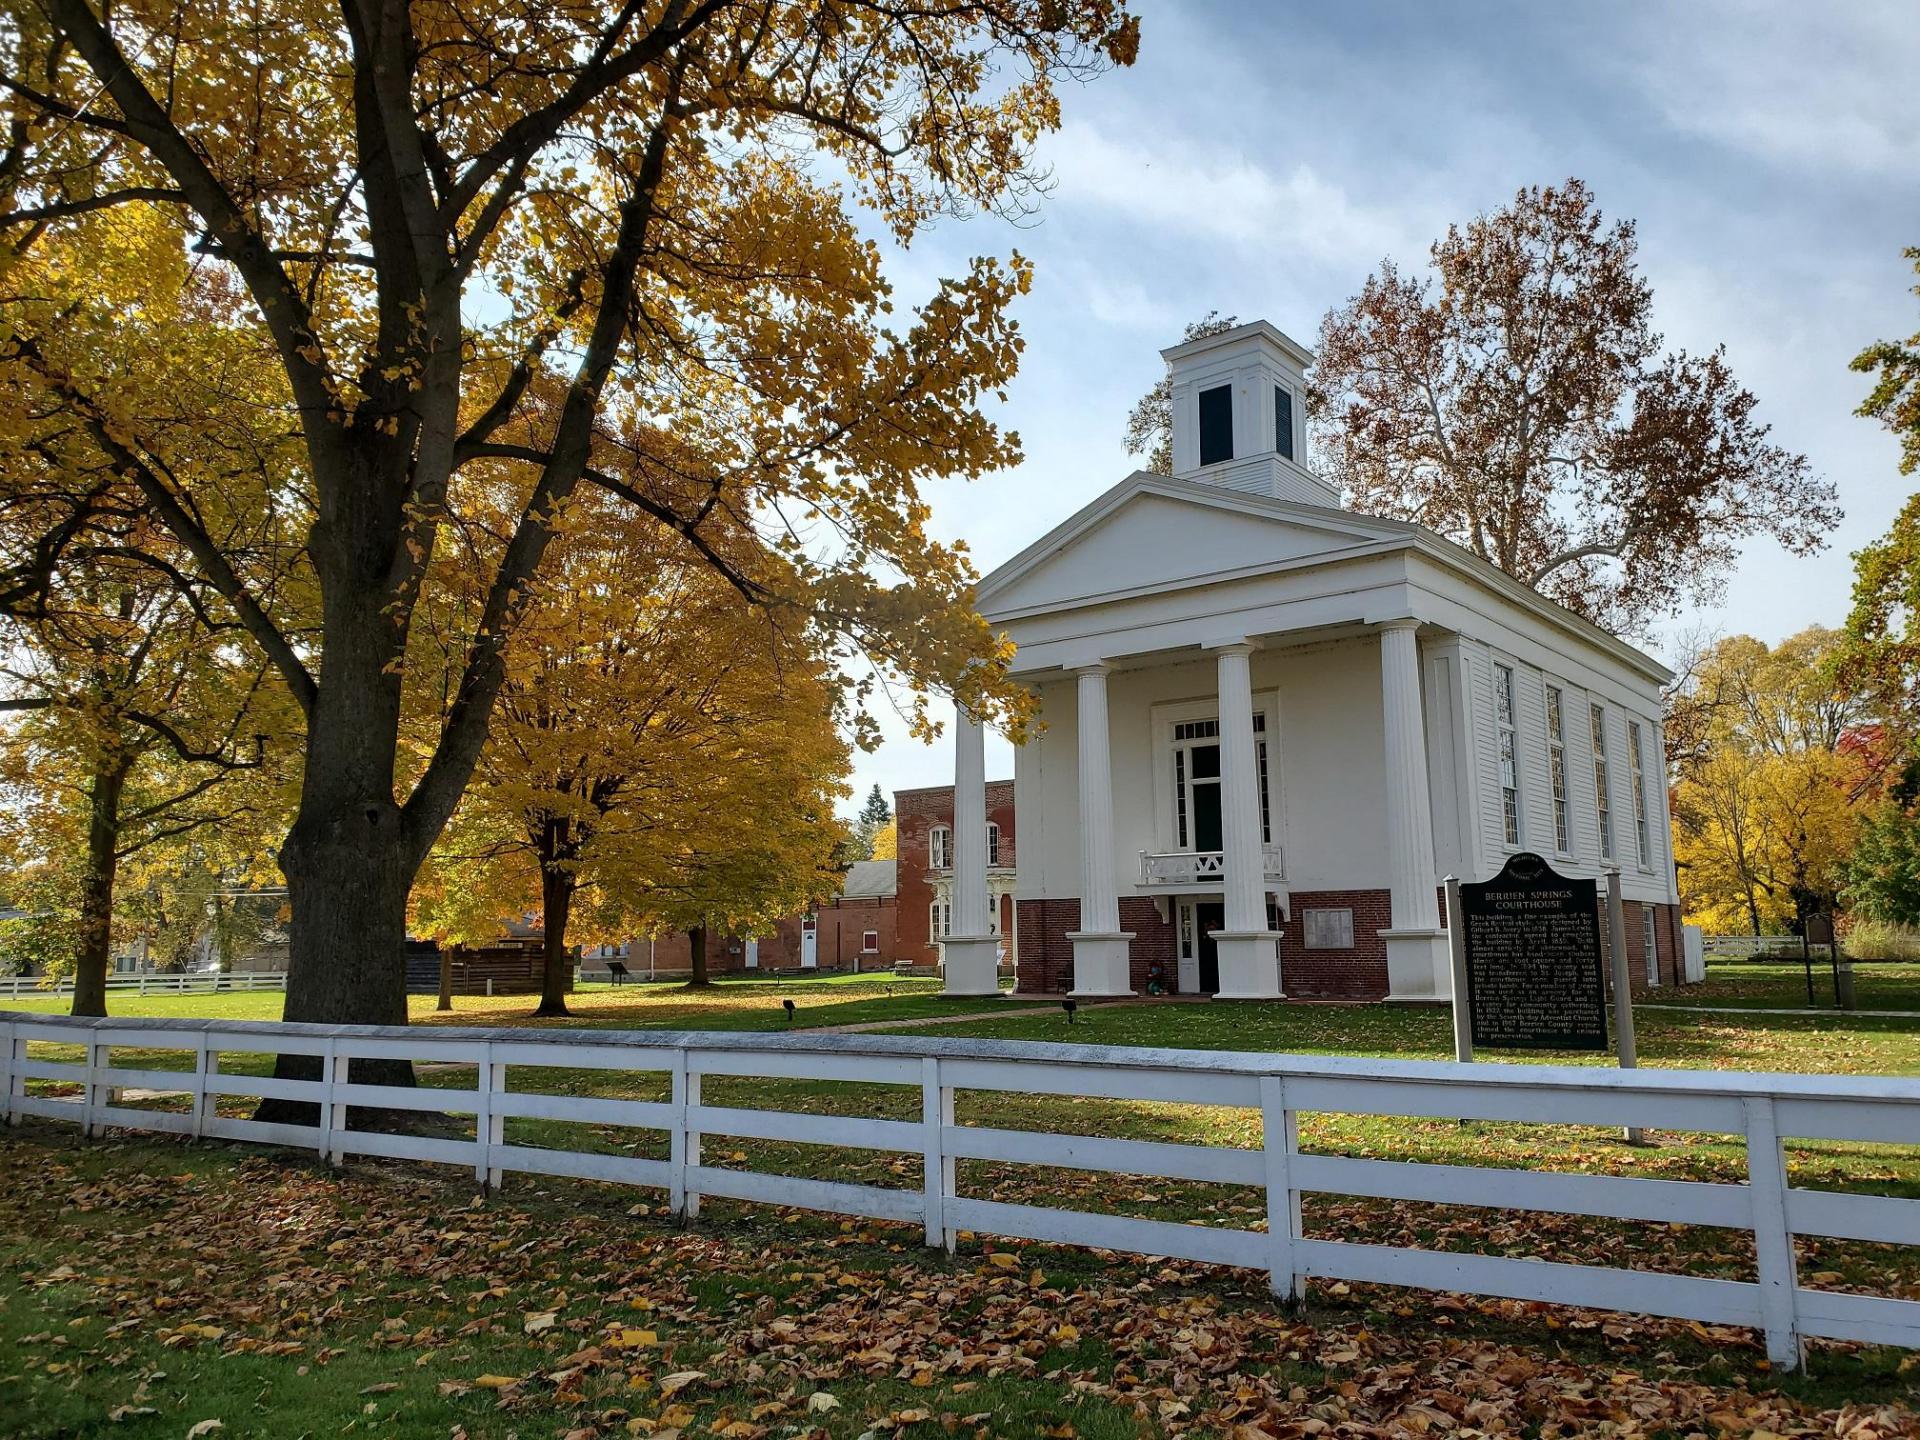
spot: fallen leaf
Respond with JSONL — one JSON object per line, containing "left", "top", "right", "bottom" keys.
{"left": 807, "top": 1393, "right": 842, "bottom": 1414}
{"left": 658, "top": 1370, "right": 706, "bottom": 1397}
{"left": 524, "top": 1311, "right": 557, "bottom": 1334}
{"left": 186, "top": 1424, "right": 224, "bottom": 1440}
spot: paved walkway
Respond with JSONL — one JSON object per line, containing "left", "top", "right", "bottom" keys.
{"left": 816, "top": 999, "right": 1143, "bottom": 1033}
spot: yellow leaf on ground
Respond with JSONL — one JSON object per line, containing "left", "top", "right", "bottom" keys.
{"left": 473, "top": 1375, "right": 520, "bottom": 1390}
{"left": 524, "top": 1311, "right": 557, "bottom": 1334}
{"left": 658, "top": 1370, "right": 706, "bottom": 1396}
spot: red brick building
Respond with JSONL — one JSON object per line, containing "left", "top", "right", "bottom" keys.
{"left": 895, "top": 780, "right": 1017, "bottom": 968}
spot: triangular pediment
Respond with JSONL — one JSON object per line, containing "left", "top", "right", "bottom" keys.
{"left": 975, "top": 473, "right": 1413, "bottom": 620}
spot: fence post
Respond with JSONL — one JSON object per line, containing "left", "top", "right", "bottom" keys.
{"left": 1260, "top": 1074, "right": 1302, "bottom": 1304}
{"left": 318, "top": 1039, "right": 341, "bottom": 1166}
{"left": 667, "top": 1050, "right": 689, "bottom": 1218}
{"left": 477, "top": 1043, "right": 505, "bottom": 1190}
{"left": 921, "top": 1057, "right": 955, "bottom": 1253}
{"left": 682, "top": 1055, "right": 703, "bottom": 1221}
{"left": 1, "top": 1020, "right": 17, "bottom": 1126}
{"left": 82, "top": 1036, "right": 110, "bottom": 1139}
{"left": 190, "top": 1032, "right": 210, "bottom": 1141}
{"left": 1743, "top": 1095, "right": 1803, "bottom": 1372}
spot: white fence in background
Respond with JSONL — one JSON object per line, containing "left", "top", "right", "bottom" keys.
{"left": 0, "top": 972, "right": 286, "bottom": 998}
{"left": 1702, "top": 936, "right": 1817, "bottom": 959}
{"left": 3, "top": 1012, "right": 1917, "bottom": 1371}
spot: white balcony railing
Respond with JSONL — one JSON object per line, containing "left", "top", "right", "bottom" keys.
{"left": 1138, "top": 845, "right": 1285, "bottom": 887}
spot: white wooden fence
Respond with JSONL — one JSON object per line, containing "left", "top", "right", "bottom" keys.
{"left": 3, "top": 1011, "right": 1917, "bottom": 1372}
{"left": 1702, "top": 935, "right": 1817, "bottom": 960}
{"left": 0, "top": 972, "right": 286, "bottom": 998}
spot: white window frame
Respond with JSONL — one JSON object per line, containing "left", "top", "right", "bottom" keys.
{"left": 1545, "top": 682, "right": 1571, "bottom": 855}
{"left": 1642, "top": 903, "right": 1659, "bottom": 986}
{"left": 928, "top": 824, "right": 951, "bottom": 870}
{"left": 1494, "top": 662, "right": 1522, "bottom": 849}
{"left": 1150, "top": 693, "right": 1282, "bottom": 854}
{"left": 861, "top": 930, "right": 879, "bottom": 953}
{"left": 1591, "top": 703, "right": 1614, "bottom": 862}
{"left": 929, "top": 900, "right": 950, "bottom": 939}
{"left": 985, "top": 821, "right": 1001, "bottom": 867}
{"left": 1629, "top": 721, "right": 1652, "bottom": 871}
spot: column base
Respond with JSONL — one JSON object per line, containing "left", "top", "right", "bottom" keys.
{"left": 939, "top": 935, "right": 1002, "bottom": 996}
{"left": 1381, "top": 927, "right": 1449, "bottom": 1001}
{"left": 1212, "top": 930, "right": 1286, "bottom": 1000}
{"left": 1066, "top": 931, "right": 1135, "bottom": 997}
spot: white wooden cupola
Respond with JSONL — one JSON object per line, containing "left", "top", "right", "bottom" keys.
{"left": 1162, "top": 319, "right": 1340, "bottom": 508}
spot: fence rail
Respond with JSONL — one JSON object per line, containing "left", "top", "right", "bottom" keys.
{"left": 3, "top": 1011, "right": 1917, "bottom": 1371}
{"left": 1702, "top": 936, "right": 1823, "bottom": 959}
{"left": 0, "top": 973, "right": 287, "bottom": 998}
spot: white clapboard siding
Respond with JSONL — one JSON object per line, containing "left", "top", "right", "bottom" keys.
{"left": 4, "top": 1011, "right": 1918, "bottom": 1372}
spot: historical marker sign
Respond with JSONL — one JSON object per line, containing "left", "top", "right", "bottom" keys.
{"left": 1460, "top": 852, "right": 1608, "bottom": 1050}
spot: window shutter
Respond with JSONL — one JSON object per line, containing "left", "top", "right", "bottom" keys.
{"left": 1274, "top": 385, "right": 1294, "bottom": 461}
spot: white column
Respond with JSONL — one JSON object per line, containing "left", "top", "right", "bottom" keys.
{"left": 942, "top": 708, "right": 1000, "bottom": 996}
{"left": 1209, "top": 643, "right": 1285, "bottom": 999}
{"left": 1065, "top": 663, "right": 1133, "bottom": 995}
{"left": 1378, "top": 619, "right": 1448, "bottom": 1000}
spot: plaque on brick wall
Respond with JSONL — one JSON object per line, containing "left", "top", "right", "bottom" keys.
{"left": 1460, "top": 852, "right": 1608, "bottom": 1050}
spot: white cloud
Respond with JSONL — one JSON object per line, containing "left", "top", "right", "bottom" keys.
{"left": 1617, "top": 0, "right": 1920, "bottom": 176}
{"left": 1041, "top": 120, "right": 1424, "bottom": 269}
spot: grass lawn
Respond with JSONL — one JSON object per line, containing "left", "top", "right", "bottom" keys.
{"left": 1655, "top": 959, "right": 1920, "bottom": 1012}
{"left": 3, "top": 1128, "right": 1915, "bottom": 1440}
{"left": 0, "top": 973, "right": 1029, "bottom": 1031}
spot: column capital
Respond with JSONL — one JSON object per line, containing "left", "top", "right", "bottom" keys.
{"left": 1203, "top": 637, "right": 1262, "bottom": 655}
{"left": 1377, "top": 617, "right": 1422, "bottom": 634}
{"left": 1069, "top": 660, "right": 1113, "bottom": 678}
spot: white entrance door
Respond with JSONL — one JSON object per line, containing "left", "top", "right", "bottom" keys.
{"left": 745, "top": 939, "right": 759, "bottom": 970}
{"left": 1176, "top": 900, "right": 1200, "bottom": 994}
{"left": 801, "top": 926, "right": 817, "bottom": 968}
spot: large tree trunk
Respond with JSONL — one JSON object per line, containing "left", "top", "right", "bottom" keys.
{"left": 70, "top": 755, "right": 130, "bottom": 1018}
{"left": 262, "top": 596, "right": 418, "bottom": 1123}
{"left": 536, "top": 863, "right": 574, "bottom": 1017}
{"left": 687, "top": 925, "right": 710, "bottom": 988}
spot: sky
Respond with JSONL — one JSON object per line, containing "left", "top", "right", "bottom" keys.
{"left": 841, "top": 0, "right": 1920, "bottom": 814}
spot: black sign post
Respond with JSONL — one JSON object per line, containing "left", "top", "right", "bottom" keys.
{"left": 1452, "top": 853, "right": 1609, "bottom": 1053}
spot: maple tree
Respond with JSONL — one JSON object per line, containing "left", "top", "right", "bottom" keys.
{"left": 414, "top": 500, "right": 847, "bottom": 1014}
{"left": 0, "top": 2, "right": 1134, "bottom": 1039}
{"left": 1669, "top": 629, "right": 1877, "bottom": 934}
{"left": 1304, "top": 179, "right": 1835, "bottom": 633}
{"left": 0, "top": 215, "right": 299, "bottom": 1013}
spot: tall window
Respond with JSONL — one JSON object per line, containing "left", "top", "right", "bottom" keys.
{"left": 1198, "top": 384, "right": 1233, "bottom": 465}
{"left": 1254, "top": 713, "right": 1272, "bottom": 846}
{"left": 1172, "top": 717, "right": 1221, "bottom": 851}
{"left": 1629, "top": 721, "right": 1651, "bottom": 868}
{"left": 1273, "top": 385, "right": 1295, "bottom": 461}
{"left": 1642, "top": 903, "right": 1659, "bottom": 986}
{"left": 928, "top": 824, "right": 950, "bottom": 869}
{"left": 985, "top": 821, "right": 1001, "bottom": 866}
{"left": 1591, "top": 704, "right": 1614, "bottom": 861}
{"left": 1495, "top": 663, "right": 1520, "bottom": 847}
{"left": 929, "top": 899, "right": 950, "bottom": 939}
{"left": 1172, "top": 714, "right": 1272, "bottom": 850}
{"left": 1546, "top": 684, "right": 1570, "bottom": 853}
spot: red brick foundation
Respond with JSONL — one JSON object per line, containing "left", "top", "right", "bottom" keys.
{"left": 1282, "top": 890, "right": 1392, "bottom": 999}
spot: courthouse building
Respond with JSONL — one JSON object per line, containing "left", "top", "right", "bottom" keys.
{"left": 933, "top": 321, "right": 1683, "bottom": 1001}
